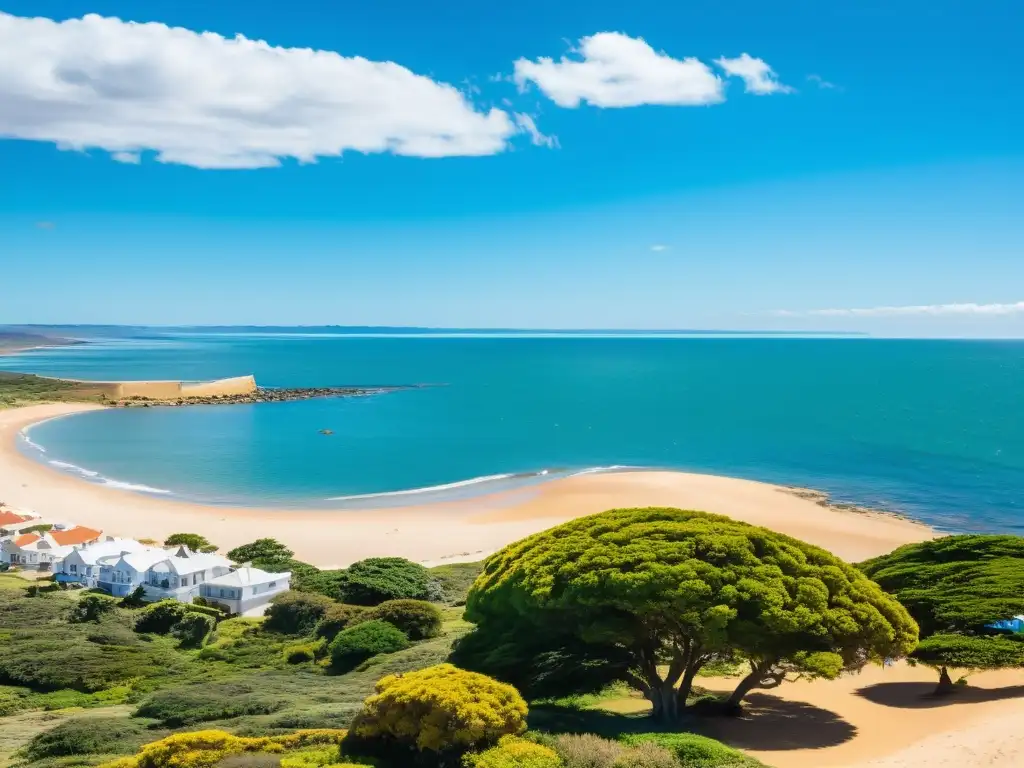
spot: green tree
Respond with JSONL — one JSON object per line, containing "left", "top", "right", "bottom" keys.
{"left": 164, "top": 533, "right": 218, "bottom": 553}
{"left": 69, "top": 593, "right": 120, "bottom": 623}
{"left": 456, "top": 507, "right": 917, "bottom": 720}
{"left": 860, "top": 534, "right": 1024, "bottom": 692}
{"left": 338, "top": 557, "right": 438, "bottom": 606}
{"left": 226, "top": 539, "right": 294, "bottom": 571}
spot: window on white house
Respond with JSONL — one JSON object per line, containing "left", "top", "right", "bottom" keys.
{"left": 70, "top": 564, "right": 77, "bottom": 573}
{"left": 269, "top": 581, "right": 276, "bottom": 588}
{"left": 193, "top": 574, "right": 198, "bottom": 585}
{"left": 219, "top": 589, "right": 226, "bottom": 597}
{"left": 180, "top": 578, "right": 187, "bottom": 588}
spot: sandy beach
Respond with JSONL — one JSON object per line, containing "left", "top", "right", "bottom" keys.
{"left": 3, "top": 402, "right": 1022, "bottom": 767}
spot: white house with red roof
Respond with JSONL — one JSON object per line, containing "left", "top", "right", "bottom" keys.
{"left": 0, "top": 507, "right": 42, "bottom": 534}
{"left": 0, "top": 524, "right": 102, "bottom": 571}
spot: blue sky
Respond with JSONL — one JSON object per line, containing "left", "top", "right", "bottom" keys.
{"left": 2, "top": 0, "right": 1023, "bottom": 335}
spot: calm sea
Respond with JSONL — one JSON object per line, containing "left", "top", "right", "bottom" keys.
{"left": 3, "top": 334, "right": 1022, "bottom": 533}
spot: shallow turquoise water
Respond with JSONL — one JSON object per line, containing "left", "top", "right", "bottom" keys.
{"left": 4, "top": 334, "right": 1023, "bottom": 532}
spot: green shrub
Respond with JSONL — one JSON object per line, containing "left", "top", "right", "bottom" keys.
{"left": 619, "top": 733, "right": 764, "bottom": 767}
{"left": 368, "top": 599, "right": 443, "bottom": 640}
{"left": 265, "top": 591, "right": 336, "bottom": 635}
{"left": 70, "top": 593, "right": 120, "bottom": 623}
{"left": 330, "top": 620, "right": 409, "bottom": 669}
{"left": 315, "top": 603, "right": 369, "bottom": 641}
{"left": 135, "top": 600, "right": 190, "bottom": 634}
{"left": 173, "top": 611, "right": 216, "bottom": 647}
{"left": 338, "top": 558, "right": 437, "bottom": 606}
{"left": 552, "top": 733, "right": 622, "bottom": 767}
{"left": 465, "top": 736, "right": 562, "bottom": 768}
{"left": 135, "top": 682, "right": 284, "bottom": 726}
{"left": 24, "top": 716, "right": 161, "bottom": 760}
{"left": 121, "top": 585, "right": 149, "bottom": 608}
{"left": 613, "top": 742, "right": 678, "bottom": 768}
{"left": 283, "top": 640, "right": 325, "bottom": 664}
{"left": 0, "top": 625, "right": 184, "bottom": 692}
{"left": 188, "top": 603, "right": 227, "bottom": 620}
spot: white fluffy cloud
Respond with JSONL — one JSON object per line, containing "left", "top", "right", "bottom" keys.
{"left": 513, "top": 33, "right": 725, "bottom": 108}
{"left": 0, "top": 12, "right": 519, "bottom": 169}
{"left": 775, "top": 302, "right": 1024, "bottom": 317}
{"left": 714, "top": 53, "right": 792, "bottom": 95}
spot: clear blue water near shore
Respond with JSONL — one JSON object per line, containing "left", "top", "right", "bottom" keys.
{"left": 3, "top": 333, "right": 1023, "bottom": 533}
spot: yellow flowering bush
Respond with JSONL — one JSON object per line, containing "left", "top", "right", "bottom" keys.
{"left": 133, "top": 731, "right": 280, "bottom": 768}
{"left": 96, "top": 729, "right": 350, "bottom": 768}
{"left": 270, "top": 731, "right": 348, "bottom": 749}
{"left": 464, "top": 736, "right": 562, "bottom": 768}
{"left": 349, "top": 664, "right": 528, "bottom": 755}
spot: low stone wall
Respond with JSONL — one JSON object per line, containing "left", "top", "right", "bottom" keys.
{"left": 65, "top": 375, "right": 258, "bottom": 400}
{"left": 180, "top": 376, "right": 257, "bottom": 398}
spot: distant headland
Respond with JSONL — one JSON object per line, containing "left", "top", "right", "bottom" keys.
{"left": 0, "top": 370, "right": 416, "bottom": 409}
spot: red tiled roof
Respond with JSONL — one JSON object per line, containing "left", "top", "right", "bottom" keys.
{"left": 0, "top": 510, "right": 32, "bottom": 526}
{"left": 50, "top": 526, "right": 102, "bottom": 547}
{"left": 12, "top": 533, "right": 41, "bottom": 547}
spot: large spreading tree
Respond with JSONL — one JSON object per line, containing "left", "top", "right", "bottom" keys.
{"left": 860, "top": 534, "right": 1024, "bottom": 692}
{"left": 453, "top": 507, "right": 917, "bottom": 719}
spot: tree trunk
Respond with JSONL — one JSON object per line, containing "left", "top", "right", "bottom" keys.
{"left": 934, "top": 666, "right": 955, "bottom": 695}
{"left": 725, "top": 669, "right": 762, "bottom": 714}
{"left": 677, "top": 662, "right": 702, "bottom": 709}
{"left": 647, "top": 684, "right": 681, "bottom": 722}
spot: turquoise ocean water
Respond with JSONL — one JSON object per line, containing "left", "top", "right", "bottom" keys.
{"left": 3, "top": 333, "right": 1022, "bottom": 533}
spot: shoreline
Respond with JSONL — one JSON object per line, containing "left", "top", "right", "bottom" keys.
{"left": 0, "top": 403, "right": 934, "bottom": 566}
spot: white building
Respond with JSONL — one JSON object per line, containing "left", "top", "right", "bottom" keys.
{"left": 199, "top": 566, "right": 292, "bottom": 616}
{"left": 57, "top": 537, "right": 156, "bottom": 588}
{"left": 97, "top": 545, "right": 235, "bottom": 602}
{"left": 1, "top": 525, "right": 102, "bottom": 571}
{"left": 51, "top": 536, "right": 292, "bottom": 614}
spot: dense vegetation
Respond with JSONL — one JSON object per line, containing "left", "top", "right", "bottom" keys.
{"left": 0, "top": 564, "right": 470, "bottom": 767}
{"left": 35, "top": 522, "right": 1024, "bottom": 765}
{"left": 0, "top": 371, "right": 109, "bottom": 407}
{"left": 455, "top": 507, "right": 918, "bottom": 719}
{"left": 859, "top": 534, "right": 1024, "bottom": 691}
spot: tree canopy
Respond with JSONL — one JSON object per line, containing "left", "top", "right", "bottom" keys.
{"left": 456, "top": 507, "right": 917, "bottom": 718}
{"left": 338, "top": 557, "right": 438, "bottom": 606}
{"left": 860, "top": 535, "right": 1024, "bottom": 690}
{"left": 226, "top": 538, "right": 294, "bottom": 570}
{"left": 163, "top": 533, "right": 218, "bottom": 553}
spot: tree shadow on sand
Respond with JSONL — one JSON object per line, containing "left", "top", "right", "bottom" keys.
{"left": 697, "top": 693, "right": 858, "bottom": 752}
{"left": 856, "top": 682, "right": 1024, "bottom": 709}
{"left": 528, "top": 694, "right": 857, "bottom": 753}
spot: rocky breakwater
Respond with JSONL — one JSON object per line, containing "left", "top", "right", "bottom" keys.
{"left": 110, "top": 385, "right": 411, "bottom": 408}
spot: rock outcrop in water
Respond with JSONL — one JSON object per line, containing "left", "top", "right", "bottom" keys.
{"left": 110, "top": 386, "right": 409, "bottom": 408}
